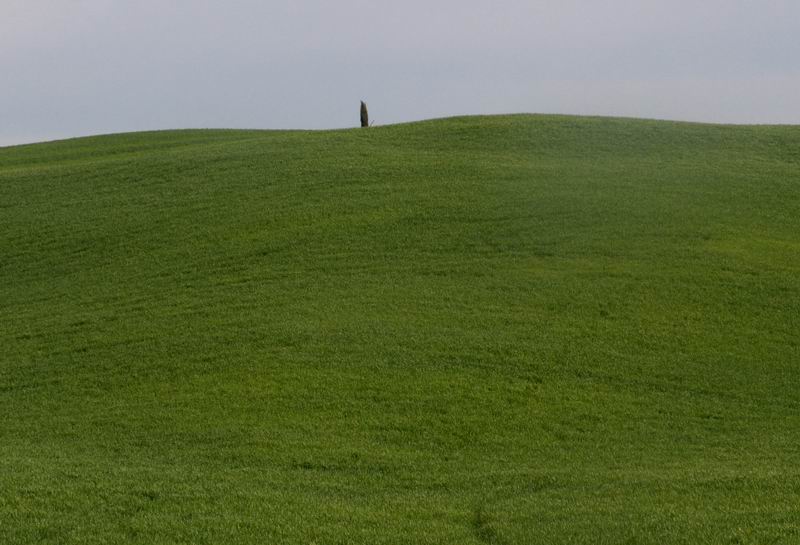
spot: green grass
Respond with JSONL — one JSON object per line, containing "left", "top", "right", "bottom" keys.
{"left": 1, "top": 115, "right": 799, "bottom": 544}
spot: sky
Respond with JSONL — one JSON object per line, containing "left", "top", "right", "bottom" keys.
{"left": 2, "top": 0, "right": 799, "bottom": 146}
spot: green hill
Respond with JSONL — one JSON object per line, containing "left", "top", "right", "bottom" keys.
{"left": 1, "top": 115, "right": 799, "bottom": 544}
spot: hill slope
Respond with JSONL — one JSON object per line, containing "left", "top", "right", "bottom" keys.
{"left": 1, "top": 115, "right": 799, "bottom": 544}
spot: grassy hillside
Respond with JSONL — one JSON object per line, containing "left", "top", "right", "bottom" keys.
{"left": 1, "top": 115, "right": 799, "bottom": 544}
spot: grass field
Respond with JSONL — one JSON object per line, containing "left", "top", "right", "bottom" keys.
{"left": 1, "top": 115, "right": 799, "bottom": 544}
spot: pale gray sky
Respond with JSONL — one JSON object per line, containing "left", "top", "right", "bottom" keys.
{"left": 2, "top": 0, "right": 799, "bottom": 146}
